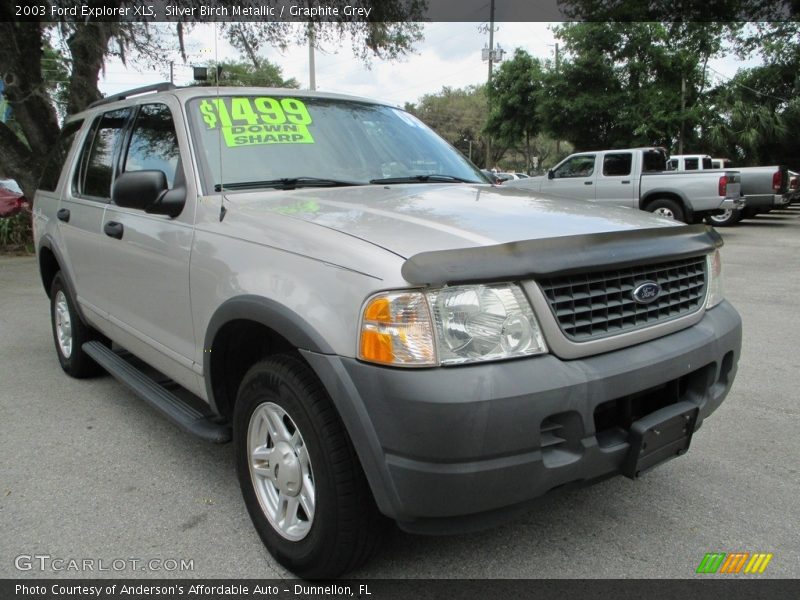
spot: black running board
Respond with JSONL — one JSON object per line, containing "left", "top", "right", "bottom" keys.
{"left": 83, "top": 341, "right": 231, "bottom": 443}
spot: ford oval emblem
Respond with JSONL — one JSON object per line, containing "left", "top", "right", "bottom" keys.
{"left": 632, "top": 281, "right": 661, "bottom": 304}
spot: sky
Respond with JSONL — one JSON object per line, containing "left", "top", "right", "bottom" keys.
{"left": 98, "top": 22, "right": 761, "bottom": 108}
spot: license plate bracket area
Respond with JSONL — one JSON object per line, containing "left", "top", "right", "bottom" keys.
{"left": 621, "top": 401, "right": 699, "bottom": 479}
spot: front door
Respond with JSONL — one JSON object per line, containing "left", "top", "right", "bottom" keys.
{"left": 539, "top": 153, "right": 598, "bottom": 201}
{"left": 100, "top": 101, "right": 197, "bottom": 367}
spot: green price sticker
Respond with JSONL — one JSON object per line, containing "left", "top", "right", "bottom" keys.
{"left": 199, "top": 97, "right": 315, "bottom": 147}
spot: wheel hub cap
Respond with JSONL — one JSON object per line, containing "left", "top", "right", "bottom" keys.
{"left": 54, "top": 291, "right": 73, "bottom": 358}
{"left": 247, "top": 401, "right": 315, "bottom": 541}
{"left": 654, "top": 207, "right": 675, "bottom": 219}
{"left": 271, "top": 441, "right": 302, "bottom": 497}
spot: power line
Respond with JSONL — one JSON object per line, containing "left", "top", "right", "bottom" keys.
{"left": 706, "top": 64, "right": 792, "bottom": 104}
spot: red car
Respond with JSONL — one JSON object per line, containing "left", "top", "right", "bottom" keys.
{"left": 0, "top": 179, "right": 28, "bottom": 217}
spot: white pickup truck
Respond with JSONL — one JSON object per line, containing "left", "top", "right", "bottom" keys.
{"left": 505, "top": 147, "right": 743, "bottom": 224}
{"left": 668, "top": 154, "right": 790, "bottom": 226}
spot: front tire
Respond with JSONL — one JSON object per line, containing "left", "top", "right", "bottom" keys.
{"left": 646, "top": 198, "right": 686, "bottom": 223}
{"left": 50, "top": 273, "right": 104, "bottom": 378}
{"left": 705, "top": 209, "right": 743, "bottom": 227}
{"left": 234, "top": 355, "right": 385, "bottom": 579}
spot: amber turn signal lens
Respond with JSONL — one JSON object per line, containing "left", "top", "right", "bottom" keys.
{"left": 358, "top": 292, "right": 436, "bottom": 367}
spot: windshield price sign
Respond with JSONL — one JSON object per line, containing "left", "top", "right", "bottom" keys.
{"left": 199, "top": 97, "right": 315, "bottom": 147}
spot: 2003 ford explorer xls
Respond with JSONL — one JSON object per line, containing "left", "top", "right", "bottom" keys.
{"left": 33, "top": 85, "right": 741, "bottom": 578}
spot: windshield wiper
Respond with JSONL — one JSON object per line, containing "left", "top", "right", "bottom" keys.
{"left": 369, "top": 174, "right": 480, "bottom": 185}
{"left": 215, "top": 177, "right": 365, "bottom": 191}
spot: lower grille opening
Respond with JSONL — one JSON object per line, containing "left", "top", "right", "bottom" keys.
{"left": 540, "top": 411, "right": 584, "bottom": 467}
{"left": 594, "top": 363, "right": 715, "bottom": 448}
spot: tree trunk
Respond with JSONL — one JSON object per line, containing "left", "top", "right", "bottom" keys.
{"left": 0, "top": 19, "right": 60, "bottom": 199}
{"left": 525, "top": 130, "right": 531, "bottom": 173}
{"left": 0, "top": 18, "right": 111, "bottom": 200}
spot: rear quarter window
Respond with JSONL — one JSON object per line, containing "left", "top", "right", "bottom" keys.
{"left": 642, "top": 151, "right": 666, "bottom": 172}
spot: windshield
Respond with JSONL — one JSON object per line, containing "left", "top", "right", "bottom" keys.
{"left": 188, "top": 95, "right": 486, "bottom": 191}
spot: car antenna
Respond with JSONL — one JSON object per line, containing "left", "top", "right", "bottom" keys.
{"left": 213, "top": 23, "right": 227, "bottom": 223}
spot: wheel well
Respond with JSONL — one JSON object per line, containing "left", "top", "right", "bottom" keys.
{"left": 209, "top": 319, "right": 298, "bottom": 421}
{"left": 39, "top": 246, "right": 60, "bottom": 298}
{"left": 641, "top": 193, "right": 687, "bottom": 213}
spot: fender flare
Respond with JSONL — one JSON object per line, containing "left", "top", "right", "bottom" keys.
{"left": 38, "top": 234, "right": 90, "bottom": 323}
{"left": 639, "top": 189, "right": 690, "bottom": 210}
{"left": 202, "top": 295, "right": 335, "bottom": 411}
{"left": 639, "top": 190, "right": 694, "bottom": 221}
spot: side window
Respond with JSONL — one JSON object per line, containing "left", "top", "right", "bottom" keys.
{"left": 553, "top": 155, "right": 596, "bottom": 179}
{"left": 39, "top": 120, "right": 83, "bottom": 192}
{"left": 702, "top": 157, "right": 713, "bottom": 169}
{"left": 74, "top": 108, "right": 131, "bottom": 200}
{"left": 666, "top": 159, "right": 678, "bottom": 171}
{"left": 602, "top": 153, "right": 632, "bottom": 176}
{"left": 123, "top": 103, "right": 181, "bottom": 189}
{"left": 684, "top": 158, "right": 699, "bottom": 170}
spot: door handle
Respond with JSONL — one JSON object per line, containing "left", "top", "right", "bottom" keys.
{"left": 584, "top": 181, "right": 593, "bottom": 185}
{"left": 56, "top": 208, "right": 70, "bottom": 223}
{"left": 104, "top": 221, "right": 124, "bottom": 240}
{"left": 621, "top": 180, "right": 631, "bottom": 184}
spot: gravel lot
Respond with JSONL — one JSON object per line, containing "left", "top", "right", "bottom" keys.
{"left": 1, "top": 207, "right": 799, "bottom": 579}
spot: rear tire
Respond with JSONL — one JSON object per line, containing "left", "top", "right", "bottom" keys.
{"left": 705, "top": 209, "right": 743, "bottom": 227}
{"left": 234, "top": 355, "right": 386, "bottom": 579}
{"left": 646, "top": 198, "right": 686, "bottom": 223}
{"left": 50, "top": 273, "right": 104, "bottom": 378}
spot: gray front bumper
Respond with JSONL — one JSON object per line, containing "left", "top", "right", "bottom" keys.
{"left": 302, "top": 301, "right": 741, "bottom": 533}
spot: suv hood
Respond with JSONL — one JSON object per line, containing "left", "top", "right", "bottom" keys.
{"left": 229, "top": 183, "right": 678, "bottom": 258}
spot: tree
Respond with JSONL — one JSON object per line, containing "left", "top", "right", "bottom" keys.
{"left": 537, "top": 22, "right": 727, "bottom": 152}
{"left": 407, "top": 85, "right": 489, "bottom": 166}
{"left": 537, "top": 23, "right": 628, "bottom": 150}
{"left": 705, "top": 58, "right": 796, "bottom": 166}
{"left": 485, "top": 49, "right": 543, "bottom": 172}
{"left": 700, "top": 22, "right": 800, "bottom": 166}
{"left": 0, "top": 3, "right": 423, "bottom": 199}
{"left": 192, "top": 60, "right": 299, "bottom": 88}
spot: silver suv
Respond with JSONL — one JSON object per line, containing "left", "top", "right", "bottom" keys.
{"left": 33, "top": 84, "right": 742, "bottom": 578}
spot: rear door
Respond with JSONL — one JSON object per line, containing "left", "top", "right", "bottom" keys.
{"left": 594, "top": 151, "right": 637, "bottom": 208}
{"left": 60, "top": 107, "right": 132, "bottom": 316}
{"left": 539, "top": 153, "right": 598, "bottom": 201}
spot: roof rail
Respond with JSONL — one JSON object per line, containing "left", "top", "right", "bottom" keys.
{"left": 88, "top": 82, "right": 176, "bottom": 109}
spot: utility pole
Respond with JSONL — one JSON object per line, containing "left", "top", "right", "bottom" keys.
{"left": 679, "top": 76, "right": 686, "bottom": 154}
{"left": 485, "top": 0, "right": 495, "bottom": 169}
{"left": 554, "top": 43, "right": 560, "bottom": 156}
{"left": 169, "top": 61, "right": 174, "bottom": 84}
{"left": 308, "top": 23, "right": 316, "bottom": 91}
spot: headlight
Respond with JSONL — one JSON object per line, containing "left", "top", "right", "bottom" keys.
{"left": 358, "top": 283, "right": 547, "bottom": 367}
{"left": 706, "top": 249, "right": 724, "bottom": 309}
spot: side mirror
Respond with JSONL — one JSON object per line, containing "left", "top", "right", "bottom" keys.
{"left": 112, "top": 170, "right": 185, "bottom": 218}
{"left": 547, "top": 169, "right": 555, "bottom": 180}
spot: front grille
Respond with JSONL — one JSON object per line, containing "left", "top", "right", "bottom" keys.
{"left": 539, "top": 256, "right": 707, "bottom": 341}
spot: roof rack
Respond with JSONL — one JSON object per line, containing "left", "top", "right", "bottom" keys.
{"left": 88, "top": 82, "right": 176, "bottom": 109}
